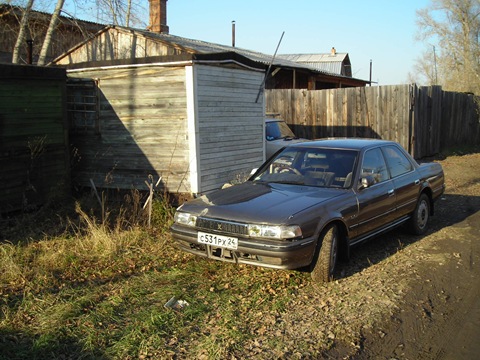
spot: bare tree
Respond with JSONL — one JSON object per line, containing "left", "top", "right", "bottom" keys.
{"left": 410, "top": 46, "right": 440, "bottom": 85}
{"left": 93, "top": 0, "right": 146, "bottom": 27}
{"left": 37, "top": 0, "right": 65, "bottom": 65}
{"left": 5, "top": 0, "right": 146, "bottom": 65}
{"left": 416, "top": 0, "right": 480, "bottom": 94}
{"left": 11, "top": 0, "right": 34, "bottom": 63}
{"left": 125, "top": 0, "right": 131, "bottom": 27}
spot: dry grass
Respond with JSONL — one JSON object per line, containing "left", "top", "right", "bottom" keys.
{"left": 0, "top": 189, "right": 311, "bottom": 359}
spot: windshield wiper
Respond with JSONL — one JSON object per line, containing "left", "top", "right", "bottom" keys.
{"left": 271, "top": 180, "right": 305, "bottom": 185}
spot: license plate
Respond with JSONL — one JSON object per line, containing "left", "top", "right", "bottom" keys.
{"left": 198, "top": 232, "right": 238, "bottom": 250}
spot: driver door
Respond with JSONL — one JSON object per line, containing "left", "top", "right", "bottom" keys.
{"left": 350, "top": 147, "right": 397, "bottom": 240}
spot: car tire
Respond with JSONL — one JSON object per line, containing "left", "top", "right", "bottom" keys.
{"left": 311, "top": 224, "right": 338, "bottom": 283}
{"left": 409, "top": 193, "right": 430, "bottom": 235}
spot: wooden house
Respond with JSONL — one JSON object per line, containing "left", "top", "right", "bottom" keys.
{"left": 0, "top": 64, "right": 69, "bottom": 213}
{"left": 279, "top": 48, "right": 355, "bottom": 89}
{"left": 0, "top": 4, "right": 104, "bottom": 65}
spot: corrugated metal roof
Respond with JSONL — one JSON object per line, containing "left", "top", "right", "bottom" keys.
{"left": 279, "top": 53, "right": 348, "bottom": 63}
{"left": 115, "top": 26, "right": 357, "bottom": 79}
{"left": 122, "top": 27, "right": 314, "bottom": 70}
{"left": 310, "top": 62, "right": 343, "bottom": 75}
{"left": 54, "top": 25, "right": 363, "bottom": 81}
{"left": 278, "top": 53, "right": 350, "bottom": 76}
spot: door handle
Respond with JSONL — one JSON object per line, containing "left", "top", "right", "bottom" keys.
{"left": 414, "top": 179, "right": 420, "bottom": 185}
{"left": 388, "top": 189, "right": 395, "bottom": 196}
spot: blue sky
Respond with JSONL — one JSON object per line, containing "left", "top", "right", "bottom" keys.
{"left": 61, "top": 0, "right": 433, "bottom": 85}
{"left": 166, "top": 0, "right": 432, "bottom": 85}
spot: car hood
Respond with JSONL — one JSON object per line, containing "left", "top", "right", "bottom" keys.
{"left": 179, "top": 181, "right": 343, "bottom": 224}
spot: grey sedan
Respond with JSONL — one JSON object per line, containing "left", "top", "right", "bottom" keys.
{"left": 170, "top": 139, "right": 445, "bottom": 282}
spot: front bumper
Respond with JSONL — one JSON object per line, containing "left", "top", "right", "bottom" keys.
{"left": 170, "top": 223, "right": 317, "bottom": 270}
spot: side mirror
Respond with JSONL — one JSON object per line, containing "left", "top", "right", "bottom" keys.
{"left": 359, "top": 175, "right": 375, "bottom": 190}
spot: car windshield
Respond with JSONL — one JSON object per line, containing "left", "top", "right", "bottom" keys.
{"left": 253, "top": 147, "right": 359, "bottom": 188}
{"left": 266, "top": 120, "right": 296, "bottom": 141}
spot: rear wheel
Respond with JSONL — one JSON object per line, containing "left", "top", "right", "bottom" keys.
{"left": 311, "top": 224, "right": 339, "bottom": 283}
{"left": 409, "top": 193, "right": 430, "bottom": 235}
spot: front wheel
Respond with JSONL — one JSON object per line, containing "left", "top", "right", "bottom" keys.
{"left": 409, "top": 193, "right": 430, "bottom": 235}
{"left": 311, "top": 224, "right": 339, "bottom": 283}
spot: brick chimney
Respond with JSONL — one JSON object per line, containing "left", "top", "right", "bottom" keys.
{"left": 148, "top": 0, "right": 169, "bottom": 34}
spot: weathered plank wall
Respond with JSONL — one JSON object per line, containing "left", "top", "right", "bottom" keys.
{"left": 0, "top": 64, "right": 69, "bottom": 213}
{"left": 55, "top": 27, "right": 191, "bottom": 65}
{"left": 266, "top": 85, "right": 413, "bottom": 152}
{"left": 67, "top": 65, "right": 190, "bottom": 192}
{"left": 413, "top": 86, "right": 442, "bottom": 158}
{"left": 195, "top": 64, "right": 264, "bottom": 193}
{"left": 67, "top": 63, "right": 265, "bottom": 195}
{"left": 434, "top": 88, "right": 480, "bottom": 151}
{"left": 0, "top": 6, "right": 104, "bottom": 65}
{"left": 266, "top": 85, "right": 480, "bottom": 158}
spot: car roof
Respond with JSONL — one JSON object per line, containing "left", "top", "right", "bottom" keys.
{"left": 288, "top": 138, "right": 396, "bottom": 151}
{"left": 265, "top": 117, "right": 284, "bottom": 123}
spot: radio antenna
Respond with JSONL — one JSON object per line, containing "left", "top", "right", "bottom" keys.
{"left": 256, "top": 31, "right": 285, "bottom": 103}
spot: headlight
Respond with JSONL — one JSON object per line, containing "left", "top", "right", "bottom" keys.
{"left": 248, "top": 224, "right": 302, "bottom": 240}
{"left": 174, "top": 212, "right": 197, "bottom": 227}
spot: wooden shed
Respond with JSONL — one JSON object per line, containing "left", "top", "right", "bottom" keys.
{"left": 0, "top": 64, "right": 69, "bottom": 213}
{"left": 62, "top": 54, "right": 265, "bottom": 195}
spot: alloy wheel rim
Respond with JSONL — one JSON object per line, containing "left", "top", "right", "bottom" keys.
{"left": 417, "top": 200, "right": 429, "bottom": 229}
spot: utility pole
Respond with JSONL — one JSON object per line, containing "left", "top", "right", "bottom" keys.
{"left": 369, "top": 59, "right": 372, "bottom": 86}
{"left": 432, "top": 45, "right": 438, "bottom": 85}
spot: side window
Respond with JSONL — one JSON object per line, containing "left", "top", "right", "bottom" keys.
{"left": 382, "top": 145, "right": 413, "bottom": 178}
{"left": 361, "top": 148, "right": 389, "bottom": 184}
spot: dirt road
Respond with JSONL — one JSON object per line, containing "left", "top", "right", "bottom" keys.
{"left": 351, "top": 153, "right": 480, "bottom": 359}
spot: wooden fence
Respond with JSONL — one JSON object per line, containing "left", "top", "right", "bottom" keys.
{"left": 0, "top": 64, "right": 70, "bottom": 213}
{"left": 266, "top": 84, "right": 480, "bottom": 158}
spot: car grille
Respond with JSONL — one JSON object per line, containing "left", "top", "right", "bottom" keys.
{"left": 196, "top": 217, "right": 248, "bottom": 236}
